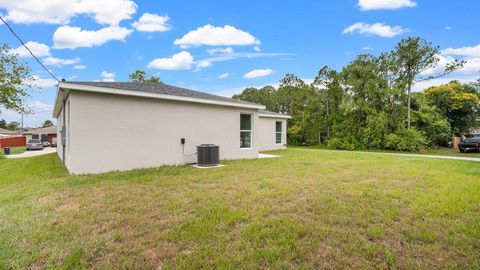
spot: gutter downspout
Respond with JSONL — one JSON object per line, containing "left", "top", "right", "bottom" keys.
{"left": 62, "top": 99, "right": 66, "bottom": 165}
{"left": 59, "top": 82, "right": 66, "bottom": 166}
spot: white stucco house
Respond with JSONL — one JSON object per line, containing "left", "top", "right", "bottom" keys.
{"left": 53, "top": 81, "right": 290, "bottom": 174}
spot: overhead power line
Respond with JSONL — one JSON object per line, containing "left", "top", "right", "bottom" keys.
{"left": 0, "top": 15, "right": 60, "bottom": 82}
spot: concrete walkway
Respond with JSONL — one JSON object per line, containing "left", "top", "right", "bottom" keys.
{"left": 258, "top": 153, "right": 281, "bottom": 159}
{"left": 6, "top": 147, "right": 56, "bottom": 159}
{"left": 322, "top": 149, "right": 480, "bottom": 162}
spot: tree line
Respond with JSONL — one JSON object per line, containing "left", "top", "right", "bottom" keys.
{"left": 0, "top": 119, "right": 54, "bottom": 130}
{"left": 1, "top": 39, "right": 479, "bottom": 150}
{"left": 233, "top": 37, "right": 480, "bottom": 151}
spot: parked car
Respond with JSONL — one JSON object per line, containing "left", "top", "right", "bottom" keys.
{"left": 42, "top": 141, "right": 50, "bottom": 147}
{"left": 459, "top": 134, "right": 480, "bottom": 153}
{"left": 51, "top": 138, "right": 57, "bottom": 147}
{"left": 26, "top": 139, "right": 44, "bottom": 150}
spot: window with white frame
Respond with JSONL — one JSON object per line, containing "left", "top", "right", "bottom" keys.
{"left": 240, "top": 114, "right": 252, "bottom": 148}
{"left": 276, "top": 121, "right": 282, "bottom": 144}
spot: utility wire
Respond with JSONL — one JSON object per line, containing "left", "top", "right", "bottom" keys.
{"left": 0, "top": 15, "right": 60, "bottom": 82}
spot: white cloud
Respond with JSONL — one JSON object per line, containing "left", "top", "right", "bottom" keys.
{"left": 462, "top": 58, "right": 480, "bottom": 73}
{"left": 207, "top": 47, "right": 234, "bottom": 55}
{"left": 73, "top": 65, "right": 86, "bottom": 70}
{"left": 26, "top": 75, "right": 58, "bottom": 88}
{"left": 8, "top": 41, "right": 51, "bottom": 57}
{"left": 132, "top": 13, "right": 171, "bottom": 32}
{"left": 201, "top": 52, "right": 293, "bottom": 64}
{"left": 413, "top": 75, "right": 478, "bottom": 91}
{"left": 28, "top": 101, "right": 54, "bottom": 113}
{"left": 0, "top": 100, "right": 55, "bottom": 127}
{"left": 0, "top": 0, "right": 75, "bottom": 24}
{"left": 420, "top": 54, "right": 454, "bottom": 76}
{"left": 53, "top": 25, "right": 133, "bottom": 49}
{"left": 78, "top": 0, "right": 137, "bottom": 26}
{"left": 358, "top": 0, "right": 417, "bottom": 10}
{"left": 43, "top": 57, "right": 81, "bottom": 66}
{"left": 147, "top": 51, "right": 194, "bottom": 70}
{"left": 361, "top": 46, "right": 373, "bottom": 50}
{"left": 219, "top": 73, "right": 229, "bottom": 79}
{"left": 444, "top": 26, "right": 452, "bottom": 31}
{"left": 434, "top": 43, "right": 480, "bottom": 77}
{"left": 244, "top": 68, "right": 273, "bottom": 79}
{"left": 254, "top": 46, "right": 261, "bottom": 52}
{"left": 100, "top": 71, "right": 115, "bottom": 82}
{"left": 442, "top": 43, "right": 480, "bottom": 58}
{"left": 195, "top": 61, "right": 212, "bottom": 71}
{"left": 147, "top": 50, "right": 292, "bottom": 72}
{"left": 0, "top": 0, "right": 137, "bottom": 26}
{"left": 421, "top": 54, "right": 480, "bottom": 76}
{"left": 342, "top": 22, "right": 406, "bottom": 37}
{"left": 174, "top": 25, "right": 260, "bottom": 48}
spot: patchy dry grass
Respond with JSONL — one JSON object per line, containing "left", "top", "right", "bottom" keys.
{"left": 0, "top": 148, "right": 479, "bottom": 269}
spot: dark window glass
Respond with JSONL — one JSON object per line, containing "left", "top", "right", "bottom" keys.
{"left": 276, "top": 121, "right": 282, "bottom": 132}
{"left": 240, "top": 114, "right": 252, "bottom": 148}
{"left": 240, "top": 114, "right": 251, "bottom": 130}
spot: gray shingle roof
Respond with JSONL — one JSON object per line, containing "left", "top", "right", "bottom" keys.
{"left": 0, "top": 127, "right": 18, "bottom": 134}
{"left": 259, "top": 109, "right": 289, "bottom": 117}
{"left": 31, "top": 126, "right": 57, "bottom": 134}
{"left": 69, "top": 82, "right": 261, "bottom": 106}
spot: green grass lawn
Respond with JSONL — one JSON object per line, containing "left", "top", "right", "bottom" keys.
{"left": 0, "top": 146, "right": 26, "bottom": 159}
{"left": 419, "top": 147, "right": 480, "bottom": 158}
{"left": 308, "top": 145, "right": 480, "bottom": 159}
{"left": 0, "top": 149, "right": 479, "bottom": 269}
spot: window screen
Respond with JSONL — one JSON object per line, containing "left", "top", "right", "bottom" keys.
{"left": 276, "top": 121, "right": 282, "bottom": 144}
{"left": 240, "top": 114, "right": 252, "bottom": 148}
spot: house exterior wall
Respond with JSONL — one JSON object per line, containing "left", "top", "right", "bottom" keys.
{"left": 59, "top": 91, "right": 260, "bottom": 174}
{"left": 24, "top": 134, "right": 33, "bottom": 142}
{"left": 257, "top": 117, "right": 287, "bottom": 151}
{"left": 56, "top": 120, "right": 63, "bottom": 163}
{"left": 56, "top": 94, "right": 71, "bottom": 169}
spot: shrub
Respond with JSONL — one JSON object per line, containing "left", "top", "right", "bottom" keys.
{"left": 384, "top": 129, "right": 427, "bottom": 151}
{"left": 287, "top": 124, "right": 303, "bottom": 145}
{"left": 361, "top": 113, "right": 388, "bottom": 149}
{"left": 326, "top": 135, "right": 358, "bottom": 151}
{"left": 411, "top": 93, "right": 452, "bottom": 147}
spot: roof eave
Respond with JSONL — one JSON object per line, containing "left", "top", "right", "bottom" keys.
{"left": 258, "top": 114, "right": 292, "bottom": 119}
{"left": 53, "top": 84, "right": 68, "bottom": 118}
{"left": 54, "top": 82, "right": 265, "bottom": 112}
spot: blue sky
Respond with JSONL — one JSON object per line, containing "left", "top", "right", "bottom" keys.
{"left": 1, "top": 0, "right": 479, "bottom": 126}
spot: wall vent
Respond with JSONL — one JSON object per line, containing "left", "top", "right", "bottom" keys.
{"left": 197, "top": 144, "right": 219, "bottom": 166}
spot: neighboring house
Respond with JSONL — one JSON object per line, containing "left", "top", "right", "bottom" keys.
{"left": 23, "top": 126, "right": 57, "bottom": 143}
{"left": 21, "top": 130, "right": 34, "bottom": 142}
{"left": 0, "top": 127, "right": 18, "bottom": 138}
{"left": 53, "top": 81, "right": 290, "bottom": 174}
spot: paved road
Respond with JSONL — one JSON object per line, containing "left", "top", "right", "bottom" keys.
{"left": 323, "top": 149, "right": 480, "bottom": 162}
{"left": 6, "top": 147, "right": 57, "bottom": 159}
